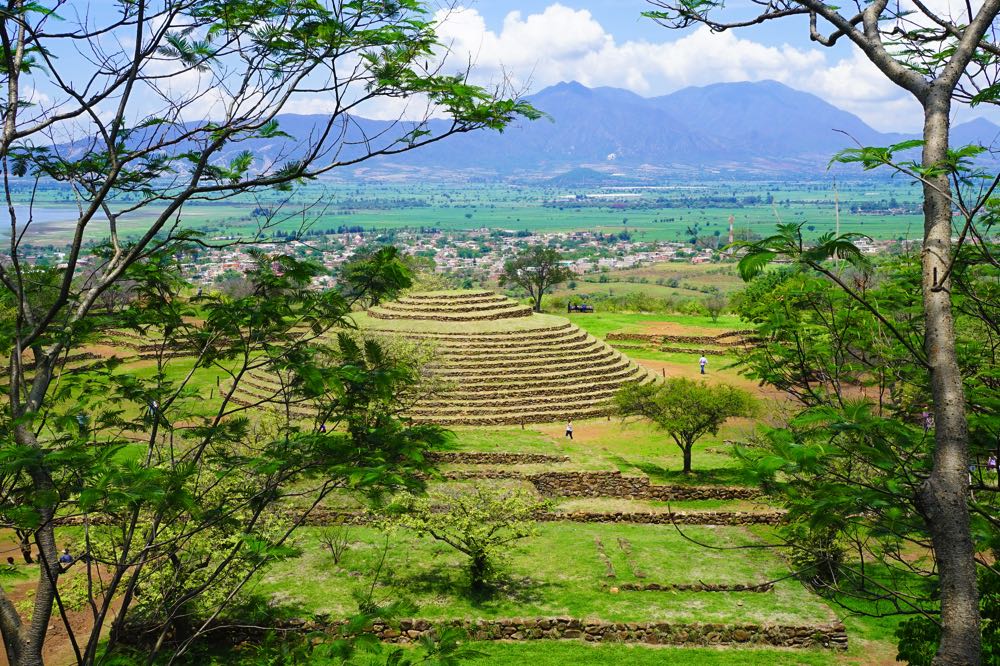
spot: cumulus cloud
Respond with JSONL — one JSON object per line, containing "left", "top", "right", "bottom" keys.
{"left": 430, "top": 3, "right": 925, "bottom": 131}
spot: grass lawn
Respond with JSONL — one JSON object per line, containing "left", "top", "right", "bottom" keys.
{"left": 257, "top": 524, "right": 836, "bottom": 626}
{"left": 465, "top": 642, "right": 840, "bottom": 665}
{"left": 444, "top": 422, "right": 755, "bottom": 483}
{"left": 565, "top": 313, "right": 743, "bottom": 339}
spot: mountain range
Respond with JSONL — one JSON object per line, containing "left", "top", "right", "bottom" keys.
{"left": 342, "top": 80, "right": 1000, "bottom": 178}
{"left": 386, "top": 79, "right": 1000, "bottom": 178}
{"left": 64, "top": 80, "right": 1000, "bottom": 179}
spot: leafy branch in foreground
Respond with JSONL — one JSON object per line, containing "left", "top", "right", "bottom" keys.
{"left": 644, "top": 0, "right": 1000, "bottom": 658}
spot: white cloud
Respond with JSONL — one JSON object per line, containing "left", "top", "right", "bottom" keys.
{"left": 430, "top": 4, "right": 924, "bottom": 131}
{"left": 796, "top": 52, "right": 921, "bottom": 133}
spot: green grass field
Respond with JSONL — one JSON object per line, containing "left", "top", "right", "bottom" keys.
{"left": 9, "top": 179, "right": 929, "bottom": 244}
{"left": 258, "top": 524, "right": 835, "bottom": 625}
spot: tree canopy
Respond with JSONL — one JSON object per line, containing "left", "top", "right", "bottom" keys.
{"left": 498, "top": 246, "right": 574, "bottom": 312}
{"left": 615, "top": 378, "right": 755, "bottom": 473}
{"left": 386, "top": 485, "right": 545, "bottom": 594}
{"left": 0, "top": 1, "right": 537, "bottom": 663}
{"left": 642, "top": 0, "right": 1000, "bottom": 658}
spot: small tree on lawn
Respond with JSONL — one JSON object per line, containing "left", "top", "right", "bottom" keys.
{"left": 389, "top": 486, "right": 545, "bottom": 594}
{"left": 615, "top": 379, "right": 755, "bottom": 473}
{"left": 704, "top": 292, "right": 727, "bottom": 322}
{"left": 499, "top": 246, "right": 574, "bottom": 312}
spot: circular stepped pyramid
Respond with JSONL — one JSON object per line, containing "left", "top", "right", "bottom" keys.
{"left": 368, "top": 290, "right": 533, "bottom": 322}
{"left": 360, "top": 290, "right": 654, "bottom": 426}
{"left": 231, "top": 290, "right": 655, "bottom": 426}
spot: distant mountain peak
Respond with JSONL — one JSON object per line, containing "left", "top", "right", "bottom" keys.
{"left": 543, "top": 80, "right": 591, "bottom": 94}
{"left": 954, "top": 116, "right": 1000, "bottom": 130}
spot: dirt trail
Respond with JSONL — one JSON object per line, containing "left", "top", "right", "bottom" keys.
{"left": 632, "top": 321, "right": 743, "bottom": 337}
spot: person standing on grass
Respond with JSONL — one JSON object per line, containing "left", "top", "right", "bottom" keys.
{"left": 59, "top": 548, "right": 73, "bottom": 572}
{"left": 565, "top": 421, "right": 573, "bottom": 440}
{"left": 699, "top": 355, "right": 708, "bottom": 375}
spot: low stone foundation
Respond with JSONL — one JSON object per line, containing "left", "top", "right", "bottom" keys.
{"left": 369, "top": 306, "right": 532, "bottom": 321}
{"left": 529, "top": 471, "right": 760, "bottom": 501}
{"left": 607, "top": 330, "right": 755, "bottom": 345}
{"left": 243, "top": 617, "right": 846, "bottom": 650}
{"left": 619, "top": 582, "right": 773, "bottom": 593}
{"left": 542, "top": 510, "right": 784, "bottom": 526}
{"left": 291, "top": 507, "right": 784, "bottom": 527}
{"left": 428, "top": 452, "right": 571, "bottom": 465}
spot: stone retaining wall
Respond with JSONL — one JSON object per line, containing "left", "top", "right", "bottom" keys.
{"left": 381, "top": 301, "right": 521, "bottom": 314}
{"left": 445, "top": 339, "right": 601, "bottom": 360}
{"left": 54, "top": 506, "right": 783, "bottom": 529}
{"left": 442, "top": 470, "right": 526, "bottom": 480}
{"left": 434, "top": 332, "right": 590, "bottom": 349}
{"left": 529, "top": 471, "right": 760, "bottom": 501}
{"left": 370, "top": 618, "right": 845, "bottom": 648}
{"left": 369, "top": 306, "right": 532, "bottom": 322}
{"left": 288, "top": 507, "right": 783, "bottom": 527}
{"left": 607, "top": 331, "right": 755, "bottom": 346}
{"left": 369, "top": 322, "right": 572, "bottom": 338}
{"left": 418, "top": 391, "right": 618, "bottom": 411}
{"left": 430, "top": 349, "right": 617, "bottom": 372}
{"left": 216, "top": 617, "right": 846, "bottom": 650}
{"left": 428, "top": 452, "right": 571, "bottom": 464}
{"left": 435, "top": 378, "right": 635, "bottom": 400}
{"left": 407, "top": 404, "right": 615, "bottom": 421}
{"left": 444, "top": 365, "right": 643, "bottom": 389}
{"left": 435, "top": 469, "right": 764, "bottom": 504}
{"left": 619, "top": 582, "right": 773, "bottom": 592}
{"left": 542, "top": 510, "right": 784, "bottom": 526}
{"left": 429, "top": 357, "right": 631, "bottom": 380}
{"left": 403, "top": 290, "right": 495, "bottom": 301}
{"left": 408, "top": 408, "right": 615, "bottom": 427}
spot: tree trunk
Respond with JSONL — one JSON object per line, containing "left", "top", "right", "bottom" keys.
{"left": 15, "top": 531, "right": 32, "bottom": 564}
{"left": 682, "top": 445, "right": 693, "bottom": 474}
{"left": 470, "top": 552, "right": 489, "bottom": 594}
{"left": 918, "top": 89, "right": 981, "bottom": 665}
{"left": 17, "top": 426, "right": 61, "bottom": 666}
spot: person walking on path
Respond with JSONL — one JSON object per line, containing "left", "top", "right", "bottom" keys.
{"left": 699, "top": 355, "right": 708, "bottom": 375}
{"left": 565, "top": 421, "right": 573, "bottom": 440}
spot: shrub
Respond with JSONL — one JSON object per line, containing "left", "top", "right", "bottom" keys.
{"left": 386, "top": 485, "right": 546, "bottom": 594}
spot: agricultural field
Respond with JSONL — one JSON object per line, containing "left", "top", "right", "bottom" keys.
{"left": 5, "top": 178, "right": 925, "bottom": 245}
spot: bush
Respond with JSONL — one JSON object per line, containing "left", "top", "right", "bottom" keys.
{"left": 385, "top": 485, "right": 546, "bottom": 594}
{"left": 785, "top": 524, "right": 846, "bottom": 588}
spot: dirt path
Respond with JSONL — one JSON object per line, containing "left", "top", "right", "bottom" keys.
{"left": 633, "top": 321, "right": 742, "bottom": 337}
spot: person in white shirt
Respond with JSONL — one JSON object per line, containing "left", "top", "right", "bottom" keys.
{"left": 699, "top": 355, "right": 708, "bottom": 374}
{"left": 565, "top": 421, "right": 573, "bottom": 440}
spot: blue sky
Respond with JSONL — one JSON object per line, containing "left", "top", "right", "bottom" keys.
{"left": 430, "top": 1, "right": 989, "bottom": 132}
{"left": 28, "top": 1, "right": 992, "bottom": 134}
